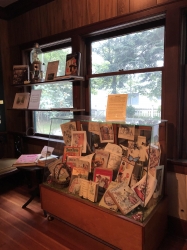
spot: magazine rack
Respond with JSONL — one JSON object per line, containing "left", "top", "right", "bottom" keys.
{"left": 40, "top": 116, "right": 168, "bottom": 250}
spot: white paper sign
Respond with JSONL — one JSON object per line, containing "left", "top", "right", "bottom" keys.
{"left": 106, "top": 94, "right": 128, "bottom": 121}
{"left": 28, "top": 89, "right": 42, "bottom": 109}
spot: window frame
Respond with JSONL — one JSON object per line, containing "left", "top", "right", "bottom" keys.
{"left": 84, "top": 17, "right": 165, "bottom": 117}
{"left": 22, "top": 39, "right": 78, "bottom": 138}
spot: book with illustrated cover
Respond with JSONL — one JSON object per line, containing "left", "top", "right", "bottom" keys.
{"left": 13, "top": 154, "right": 41, "bottom": 166}
{"left": 13, "top": 92, "right": 30, "bottom": 109}
{"left": 132, "top": 172, "right": 157, "bottom": 206}
{"left": 66, "top": 155, "right": 81, "bottom": 169}
{"left": 108, "top": 182, "right": 141, "bottom": 215}
{"left": 75, "top": 153, "right": 94, "bottom": 172}
{"left": 79, "top": 179, "right": 99, "bottom": 202}
{"left": 71, "top": 131, "right": 87, "bottom": 153}
{"left": 115, "top": 157, "right": 134, "bottom": 185}
{"left": 68, "top": 167, "right": 89, "bottom": 194}
{"left": 99, "top": 181, "right": 118, "bottom": 211}
{"left": 99, "top": 123, "right": 114, "bottom": 143}
{"left": 63, "top": 146, "right": 82, "bottom": 162}
{"left": 93, "top": 167, "right": 113, "bottom": 192}
{"left": 118, "top": 125, "right": 135, "bottom": 141}
{"left": 92, "top": 149, "right": 110, "bottom": 169}
{"left": 60, "top": 121, "right": 77, "bottom": 146}
{"left": 13, "top": 65, "right": 29, "bottom": 85}
{"left": 65, "top": 52, "right": 81, "bottom": 76}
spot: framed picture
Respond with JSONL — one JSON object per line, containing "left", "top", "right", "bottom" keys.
{"left": 13, "top": 92, "right": 30, "bottom": 109}
{"left": 13, "top": 65, "right": 29, "bottom": 85}
{"left": 45, "top": 61, "right": 59, "bottom": 81}
{"left": 71, "top": 131, "right": 87, "bottom": 153}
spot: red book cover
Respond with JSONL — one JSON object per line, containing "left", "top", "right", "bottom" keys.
{"left": 93, "top": 167, "right": 113, "bottom": 192}
{"left": 63, "top": 146, "right": 82, "bottom": 162}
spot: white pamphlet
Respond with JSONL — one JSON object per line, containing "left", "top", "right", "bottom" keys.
{"left": 28, "top": 89, "right": 42, "bottom": 109}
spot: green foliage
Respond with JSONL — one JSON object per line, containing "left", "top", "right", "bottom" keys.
{"left": 126, "top": 105, "right": 136, "bottom": 117}
{"left": 91, "top": 27, "right": 164, "bottom": 99}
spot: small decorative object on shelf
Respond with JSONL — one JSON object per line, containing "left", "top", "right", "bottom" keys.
{"left": 65, "top": 52, "right": 81, "bottom": 76}
{"left": 30, "top": 43, "right": 45, "bottom": 82}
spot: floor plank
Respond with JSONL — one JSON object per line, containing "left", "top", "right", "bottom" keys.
{"left": 1, "top": 184, "right": 187, "bottom": 250}
{"left": 0, "top": 185, "right": 114, "bottom": 250}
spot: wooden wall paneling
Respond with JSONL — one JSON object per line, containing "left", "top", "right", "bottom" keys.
{"left": 61, "top": 0, "right": 73, "bottom": 32}
{"left": 157, "top": 0, "right": 176, "bottom": 4}
{"left": 8, "top": 20, "right": 16, "bottom": 47}
{"left": 99, "top": 0, "right": 118, "bottom": 21}
{"left": 167, "top": 172, "right": 187, "bottom": 220}
{"left": 52, "top": 0, "right": 63, "bottom": 35}
{"left": 39, "top": 4, "right": 52, "bottom": 38}
{"left": 86, "top": 0, "right": 100, "bottom": 25}
{"left": 162, "top": 7, "right": 181, "bottom": 159}
{"left": 72, "top": 0, "right": 87, "bottom": 29}
{"left": 9, "top": 16, "right": 24, "bottom": 45}
{"left": 130, "top": 0, "right": 157, "bottom": 13}
{"left": 27, "top": 8, "right": 42, "bottom": 43}
{"left": 117, "top": 0, "right": 130, "bottom": 16}
{"left": 182, "top": 66, "right": 187, "bottom": 158}
{"left": 20, "top": 12, "right": 32, "bottom": 44}
{"left": 45, "top": 1, "right": 57, "bottom": 37}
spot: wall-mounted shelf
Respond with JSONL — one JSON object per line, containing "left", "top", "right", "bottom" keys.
{"left": 11, "top": 76, "right": 85, "bottom": 87}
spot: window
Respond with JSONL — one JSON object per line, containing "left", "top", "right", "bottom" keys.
{"left": 33, "top": 46, "right": 73, "bottom": 135}
{"left": 89, "top": 25, "right": 164, "bottom": 120}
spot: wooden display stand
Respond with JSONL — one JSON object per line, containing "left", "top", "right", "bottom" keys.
{"left": 40, "top": 184, "right": 168, "bottom": 250}
{"left": 40, "top": 118, "right": 168, "bottom": 250}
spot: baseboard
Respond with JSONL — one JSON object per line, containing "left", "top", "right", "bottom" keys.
{"left": 168, "top": 215, "right": 187, "bottom": 239}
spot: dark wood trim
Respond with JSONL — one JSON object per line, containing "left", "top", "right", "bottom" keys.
{"left": 168, "top": 215, "right": 187, "bottom": 238}
{"left": 0, "top": 0, "right": 55, "bottom": 20}
{"left": 167, "top": 159, "right": 187, "bottom": 174}
{"left": 86, "top": 67, "right": 163, "bottom": 80}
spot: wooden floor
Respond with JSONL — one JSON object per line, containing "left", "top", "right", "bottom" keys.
{"left": 0, "top": 183, "right": 187, "bottom": 250}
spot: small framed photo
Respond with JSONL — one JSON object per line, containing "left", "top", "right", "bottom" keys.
{"left": 45, "top": 61, "right": 59, "bottom": 81}
{"left": 13, "top": 92, "right": 30, "bottom": 109}
{"left": 71, "top": 131, "right": 87, "bottom": 153}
